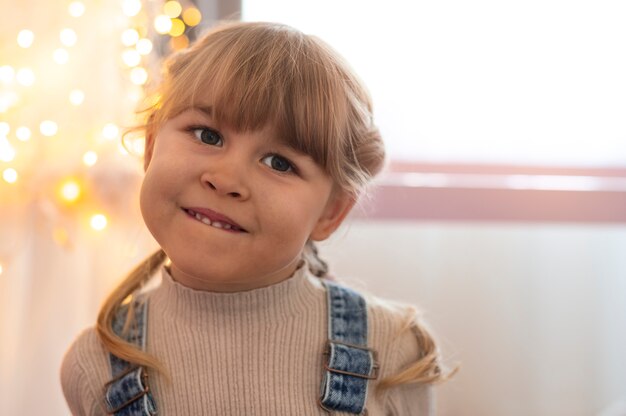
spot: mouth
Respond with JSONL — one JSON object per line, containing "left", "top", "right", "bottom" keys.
{"left": 182, "top": 207, "right": 248, "bottom": 233}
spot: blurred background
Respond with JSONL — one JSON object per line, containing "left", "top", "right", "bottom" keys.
{"left": 1, "top": 0, "right": 625, "bottom": 415}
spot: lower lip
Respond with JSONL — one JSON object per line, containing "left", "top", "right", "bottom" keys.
{"left": 182, "top": 209, "right": 246, "bottom": 234}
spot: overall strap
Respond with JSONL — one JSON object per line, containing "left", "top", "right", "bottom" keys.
{"left": 105, "top": 296, "right": 157, "bottom": 415}
{"left": 319, "top": 281, "right": 379, "bottom": 415}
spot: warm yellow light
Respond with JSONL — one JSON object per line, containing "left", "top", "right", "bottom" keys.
{"left": 0, "top": 136, "right": 15, "bottom": 162}
{"left": 53, "top": 48, "right": 69, "bottom": 64}
{"left": 68, "top": 1, "right": 85, "bottom": 17}
{"left": 69, "top": 89, "right": 85, "bottom": 105}
{"left": 0, "top": 93, "right": 17, "bottom": 113}
{"left": 122, "top": 0, "right": 142, "bottom": 17}
{"left": 17, "top": 30, "right": 34, "bottom": 48}
{"left": 16, "top": 127, "right": 31, "bottom": 141}
{"left": 170, "top": 35, "right": 189, "bottom": 51}
{"left": 121, "top": 29, "right": 140, "bottom": 46}
{"left": 0, "top": 66, "right": 14, "bottom": 83}
{"left": 136, "top": 38, "right": 153, "bottom": 55}
{"left": 16, "top": 68, "right": 35, "bottom": 86}
{"left": 169, "top": 18, "right": 185, "bottom": 37}
{"left": 154, "top": 15, "right": 172, "bottom": 34}
{"left": 90, "top": 214, "right": 108, "bottom": 230}
{"left": 60, "top": 28, "right": 77, "bottom": 47}
{"left": 83, "top": 151, "right": 98, "bottom": 166}
{"left": 0, "top": 122, "right": 9, "bottom": 136}
{"left": 122, "top": 49, "right": 141, "bottom": 67}
{"left": 102, "top": 123, "right": 119, "bottom": 139}
{"left": 40, "top": 120, "right": 58, "bottom": 137}
{"left": 164, "top": 1, "right": 182, "bottom": 18}
{"left": 182, "top": 7, "right": 202, "bottom": 27}
{"left": 130, "top": 67, "right": 148, "bottom": 85}
{"left": 53, "top": 227, "right": 70, "bottom": 247}
{"left": 0, "top": 263, "right": 3, "bottom": 275}
{"left": 3, "top": 168, "right": 18, "bottom": 183}
{"left": 59, "top": 179, "right": 81, "bottom": 202}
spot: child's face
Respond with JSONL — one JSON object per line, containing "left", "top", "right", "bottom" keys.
{"left": 140, "top": 108, "right": 354, "bottom": 292}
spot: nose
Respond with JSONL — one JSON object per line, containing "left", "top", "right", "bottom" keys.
{"left": 201, "top": 159, "right": 251, "bottom": 200}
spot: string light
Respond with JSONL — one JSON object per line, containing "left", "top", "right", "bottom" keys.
{"left": 169, "top": 19, "right": 185, "bottom": 37}
{"left": 2, "top": 168, "right": 18, "bottom": 184}
{"left": 129, "top": 67, "right": 148, "bottom": 85}
{"left": 0, "top": 136, "right": 15, "bottom": 162}
{"left": 170, "top": 35, "right": 189, "bottom": 51}
{"left": 136, "top": 38, "right": 153, "bottom": 55}
{"left": 0, "top": 66, "right": 15, "bottom": 84}
{"left": 58, "top": 178, "right": 82, "bottom": 203}
{"left": 122, "top": 0, "right": 142, "bottom": 17}
{"left": 102, "top": 123, "right": 119, "bottom": 140}
{"left": 122, "top": 49, "right": 141, "bottom": 67}
{"left": 16, "top": 68, "right": 35, "bottom": 86}
{"left": 53, "top": 48, "right": 70, "bottom": 64}
{"left": 82, "top": 151, "right": 98, "bottom": 166}
{"left": 154, "top": 15, "right": 172, "bottom": 34}
{"left": 16, "top": 127, "right": 31, "bottom": 141}
{"left": 69, "top": 89, "right": 85, "bottom": 105}
{"left": 121, "top": 28, "right": 140, "bottom": 46}
{"left": 40, "top": 120, "right": 58, "bottom": 137}
{"left": 17, "top": 30, "right": 35, "bottom": 48}
{"left": 164, "top": 1, "right": 182, "bottom": 18}
{"left": 60, "top": 29, "right": 78, "bottom": 47}
{"left": 90, "top": 214, "right": 108, "bottom": 230}
{"left": 68, "top": 1, "right": 85, "bottom": 17}
{"left": 182, "top": 7, "right": 202, "bottom": 27}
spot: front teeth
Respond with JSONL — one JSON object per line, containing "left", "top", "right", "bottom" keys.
{"left": 192, "top": 211, "right": 234, "bottom": 230}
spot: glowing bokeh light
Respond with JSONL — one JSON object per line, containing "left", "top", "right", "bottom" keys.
{"left": 164, "top": 1, "right": 182, "bottom": 18}
{"left": 102, "top": 123, "right": 119, "bottom": 139}
{"left": 169, "top": 18, "right": 185, "bottom": 37}
{"left": 90, "top": 214, "right": 108, "bottom": 230}
{"left": 60, "top": 28, "right": 78, "bottom": 47}
{"left": 170, "top": 35, "right": 189, "bottom": 51}
{"left": 3, "top": 168, "right": 18, "bottom": 183}
{"left": 122, "top": 49, "right": 141, "bottom": 67}
{"left": 136, "top": 38, "right": 153, "bottom": 55}
{"left": 69, "top": 89, "right": 85, "bottom": 105}
{"left": 0, "top": 122, "right": 9, "bottom": 136}
{"left": 122, "top": 0, "right": 142, "bottom": 17}
{"left": 16, "top": 68, "right": 35, "bottom": 86}
{"left": 130, "top": 67, "right": 148, "bottom": 85}
{"left": 59, "top": 179, "right": 81, "bottom": 202}
{"left": 0, "top": 136, "right": 15, "bottom": 162}
{"left": 53, "top": 48, "right": 70, "bottom": 64}
{"left": 154, "top": 15, "right": 172, "bottom": 34}
{"left": 17, "top": 30, "right": 35, "bottom": 48}
{"left": 0, "top": 66, "right": 15, "bottom": 83}
{"left": 40, "top": 120, "right": 58, "bottom": 137}
{"left": 182, "top": 7, "right": 202, "bottom": 26}
{"left": 83, "top": 151, "right": 98, "bottom": 166}
{"left": 68, "top": 1, "right": 85, "bottom": 17}
{"left": 121, "top": 28, "right": 140, "bottom": 46}
{"left": 132, "top": 137, "right": 146, "bottom": 156}
{"left": 16, "top": 127, "right": 31, "bottom": 141}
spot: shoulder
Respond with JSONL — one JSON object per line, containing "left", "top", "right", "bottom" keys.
{"left": 60, "top": 327, "right": 111, "bottom": 416}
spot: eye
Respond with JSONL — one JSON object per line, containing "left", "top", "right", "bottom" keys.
{"left": 191, "top": 127, "right": 223, "bottom": 146}
{"left": 261, "top": 154, "right": 296, "bottom": 173}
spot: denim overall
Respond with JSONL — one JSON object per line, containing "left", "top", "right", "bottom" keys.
{"left": 105, "top": 280, "right": 378, "bottom": 415}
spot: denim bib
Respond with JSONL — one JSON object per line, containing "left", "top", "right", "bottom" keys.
{"left": 105, "top": 281, "right": 378, "bottom": 415}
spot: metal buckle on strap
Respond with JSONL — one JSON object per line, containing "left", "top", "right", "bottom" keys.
{"left": 322, "top": 340, "right": 380, "bottom": 380}
{"left": 105, "top": 366, "right": 151, "bottom": 415}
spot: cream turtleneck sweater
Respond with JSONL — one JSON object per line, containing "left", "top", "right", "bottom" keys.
{"left": 61, "top": 264, "right": 433, "bottom": 415}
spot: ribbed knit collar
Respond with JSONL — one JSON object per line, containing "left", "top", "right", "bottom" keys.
{"left": 150, "top": 261, "right": 325, "bottom": 323}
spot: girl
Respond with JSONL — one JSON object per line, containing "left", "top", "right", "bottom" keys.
{"left": 61, "top": 21, "right": 447, "bottom": 415}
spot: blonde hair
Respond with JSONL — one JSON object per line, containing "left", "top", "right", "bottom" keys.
{"left": 98, "top": 21, "right": 447, "bottom": 392}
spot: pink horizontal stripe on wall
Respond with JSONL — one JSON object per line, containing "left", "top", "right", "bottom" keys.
{"left": 351, "top": 163, "right": 626, "bottom": 223}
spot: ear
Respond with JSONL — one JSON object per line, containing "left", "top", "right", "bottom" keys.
{"left": 310, "top": 190, "right": 356, "bottom": 241}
